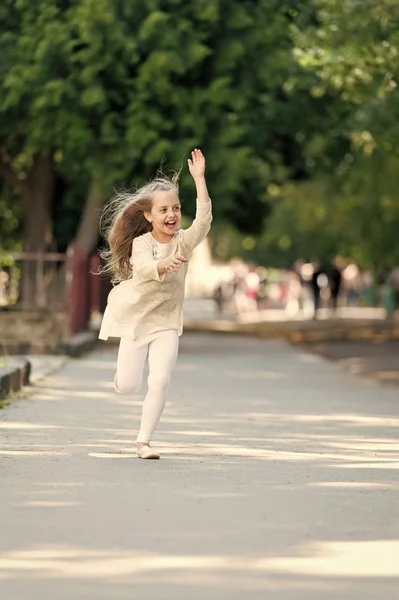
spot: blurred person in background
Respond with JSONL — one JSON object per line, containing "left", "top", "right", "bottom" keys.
{"left": 229, "top": 258, "right": 250, "bottom": 314}
{"left": 311, "top": 261, "right": 324, "bottom": 318}
{"left": 213, "top": 281, "right": 225, "bottom": 315}
{"left": 329, "top": 260, "right": 343, "bottom": 312}
{"left": 342, "top": 262, "right": 362, "bottom": 306}
{"left": 98, "top": 150, "right": 212, "bottom": 459}
{"left": 213, "top": 258, "right": 243, "bottom": 315}
{"left": 298, "top": 260, "right": 315, "bottom": 319}
{"left": 213, "top": 275, "right": 233, "bottom": 315}
{"left": 0, "top": 267, "right": 9, "bottom": 307}
{"left": 390, "top": 265, "right": 399, "bottom": 314}
{"left": 362, "top": 269, "right": 374, "bottom": 307}
{"left": 256, "top": 267, "right": 268, "bottom": 310}
{"left": 244, "top": 263, "right": 260, "bottom": 311}
{"left": 285, "top": 269, "right": 302, "bottom": 318}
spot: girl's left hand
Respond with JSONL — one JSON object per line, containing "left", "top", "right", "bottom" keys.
{"left": 188, "top": 149, "right": 206, "bottom": 179}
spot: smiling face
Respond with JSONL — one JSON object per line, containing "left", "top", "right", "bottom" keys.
{"left": 145, "top": 190, "right": 182, "bottom": 243}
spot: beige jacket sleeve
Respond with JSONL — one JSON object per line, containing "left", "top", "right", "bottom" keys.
{"left": 131, "top": 236, "right": 165, "bottom": 282}
{"left": 180, "top": 201, "right": 212, "bottom": 254}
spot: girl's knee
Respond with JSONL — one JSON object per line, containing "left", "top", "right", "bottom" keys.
{"left": 147, "top": 373, "right": 171, "bottom": 391}
{"left": 115, "top": 376, "right": 142, "bottom": 395}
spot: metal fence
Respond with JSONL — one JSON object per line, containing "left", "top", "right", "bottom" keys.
{"left": 0, "top": 249, "right": 111, "bottom": 334}
{"left": 0, "top": 251, "right": 69, "bottom": 310}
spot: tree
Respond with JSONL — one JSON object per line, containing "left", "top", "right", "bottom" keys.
{"left": 1, "top": 0, "right": 330, "bottom": 257}
{"left": 267, "top": 0, "right": 399, "bottom": 270}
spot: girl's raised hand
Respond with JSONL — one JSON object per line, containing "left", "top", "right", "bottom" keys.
{"left": 188, "top": 149, "right": 206, "bottom": 180}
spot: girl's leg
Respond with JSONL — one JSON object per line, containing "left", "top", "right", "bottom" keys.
{"left": 137, "top": 330, "right": 179, "bottom": 444}
{"left": 115, "top": 337, "right": 148, "bottom": 395}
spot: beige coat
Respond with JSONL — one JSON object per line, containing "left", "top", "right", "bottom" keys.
{"left": 99, "top": 201, "right": 212, "bottom": 340}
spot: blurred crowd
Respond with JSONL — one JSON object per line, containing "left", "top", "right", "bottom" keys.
{"left": 212, "top": 258, "right": 399, "bottom": 319}
{"left": 2, "top": 258, "right": 398, "bottom": 320}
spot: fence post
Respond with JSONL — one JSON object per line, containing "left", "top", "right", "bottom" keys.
{"left": 65, "top": 247, "right": 74, "bottom": 335}
{"left": 67, "top": 246, "right": 91, "bottom": 334}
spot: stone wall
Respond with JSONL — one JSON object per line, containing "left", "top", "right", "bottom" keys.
{"left": 0, "top": 310, "right": 69, "bottom": 354}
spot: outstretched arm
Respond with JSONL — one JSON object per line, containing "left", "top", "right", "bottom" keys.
{"left": 188, "top": 149, "right": 210, "bottom": 204}
{"left": 182, "top": 149, "right": 212, "bottom": 252}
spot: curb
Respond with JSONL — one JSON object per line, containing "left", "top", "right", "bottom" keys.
{"left": 0, "top": 357, "right": 31, "bottom": 401}
{"left": 183, "top": 318, "right": 399, "bottom": 343}
{"left": 58, "top": 331, "right": 99, "bottom": 358}
{"left": 28, "top": 356, "right": 68, "bottom": 385}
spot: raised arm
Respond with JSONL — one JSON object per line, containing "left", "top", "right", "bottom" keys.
{"left": 188, "top": 149, "right": 210, "bottom": 205}
{"left": 181, "top": 149, "right": 212, "bottom": 252}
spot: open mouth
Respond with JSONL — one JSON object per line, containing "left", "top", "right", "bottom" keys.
{"left": 165, "top": 221, "right": 177, "bottom": 230}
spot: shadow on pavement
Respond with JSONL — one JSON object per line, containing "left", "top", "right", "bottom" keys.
{"left": 0, "top": 334, "right": 398, "bottom": 599}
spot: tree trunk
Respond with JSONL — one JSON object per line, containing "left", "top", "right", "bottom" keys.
{"left": 74, "top": 176, "right": 104, "bottom": 253}
{"left": 68, "top": 175, "right": 105, "bottom": 333}
{"left": 23, "top": 154, "right": 54, "bottom": 252}
{"left": 21, "top": 154, "right": 55, "bottom": 308}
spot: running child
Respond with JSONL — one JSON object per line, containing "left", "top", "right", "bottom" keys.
{"left": 99, "top": 149, "right": 212, "bottom": 459}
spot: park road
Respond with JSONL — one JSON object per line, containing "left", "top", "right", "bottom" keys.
{"left": 0, "top": 333, "right": 398, "bottom": 600}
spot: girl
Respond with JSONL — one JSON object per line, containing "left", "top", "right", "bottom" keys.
{"left": 99, "top": 149, "right": 212, "bottom": 459}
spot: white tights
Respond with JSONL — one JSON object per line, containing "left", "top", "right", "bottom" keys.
{"left": 115, "top": 330, "right": 179, "bottom": 443}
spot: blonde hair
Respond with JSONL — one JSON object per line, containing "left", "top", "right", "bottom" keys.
{"left": 99, "top": 175, "right": 180, "bottom": 283}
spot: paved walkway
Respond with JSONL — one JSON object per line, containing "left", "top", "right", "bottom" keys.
{"left": 302, "top": 340, "right": 399, "bottom": 386}
{"left": 0, "top": 334, "right": 398, "bottom": 599}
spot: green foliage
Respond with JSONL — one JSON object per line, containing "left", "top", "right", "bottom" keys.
{"left": 280, "top": 0, "right": 399, "bottom": 269}
{"left": 0, "top": 0, "right": 327, "bottom": 246}
{"left": 1, "top": 0, "right": 398, "bottom": 271}
{"left": 0, "top": 186, "right": 22, "bottom": 250}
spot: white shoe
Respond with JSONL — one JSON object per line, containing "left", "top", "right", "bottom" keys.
{"left": 136, "top": 443, "right": 160, "bottom": 460}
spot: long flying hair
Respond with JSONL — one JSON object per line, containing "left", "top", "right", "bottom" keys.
{"left": 100, "top": 174, "right": 180, "bottom": 283}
